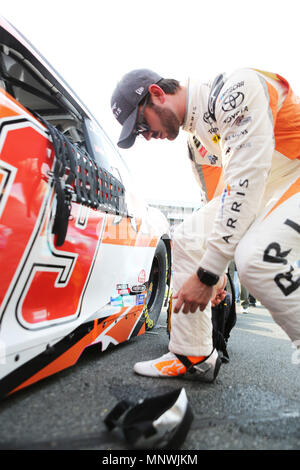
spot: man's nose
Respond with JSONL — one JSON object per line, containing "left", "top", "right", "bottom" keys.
{"left": 143, "top": 131, "right": 154, "bottom": 141}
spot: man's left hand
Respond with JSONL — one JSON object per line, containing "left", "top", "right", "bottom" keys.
{"left": 173, "top": 273, "right": 213, "bottom": 314}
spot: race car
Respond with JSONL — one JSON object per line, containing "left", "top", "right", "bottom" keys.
{"left": 0, "top": 17, "right": 171, "bottom": 399}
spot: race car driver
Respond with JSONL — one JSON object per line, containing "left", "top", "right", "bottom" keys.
{"left": 110, "top": 67, "right": 300, "bottom": 378}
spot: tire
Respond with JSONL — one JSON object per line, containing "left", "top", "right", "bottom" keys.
{"left": 144, "top": 239, "right": 168, "bottom": 330}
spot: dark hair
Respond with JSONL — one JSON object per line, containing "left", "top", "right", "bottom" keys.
{"left": 157, "top": 78, "right": 180, "bottom": 94}
{"left": 139, "top": 78, "right": 180, "bottom": 106}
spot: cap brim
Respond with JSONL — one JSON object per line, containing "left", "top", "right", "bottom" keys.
{"left": 117, "top": 106, "right": 139, "bottom": 149}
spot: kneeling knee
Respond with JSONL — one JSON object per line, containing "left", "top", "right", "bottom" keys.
{"left": 234, "top": 241, "right": 257, "bottom": 289}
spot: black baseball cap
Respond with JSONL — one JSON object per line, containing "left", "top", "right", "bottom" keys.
{"left": 111, "top": 69, "right": 163, "bottom": 149}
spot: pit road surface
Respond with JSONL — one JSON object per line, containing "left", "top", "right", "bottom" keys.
{"left": 0, "top": 304, "right": 299, "bottom": 451}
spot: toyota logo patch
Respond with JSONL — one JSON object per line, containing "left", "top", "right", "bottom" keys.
{"left": 222, "top": 92, "right": 244, "bottom": 112}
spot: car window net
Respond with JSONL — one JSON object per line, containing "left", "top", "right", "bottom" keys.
{"left": 36, "top": 114, "right": 128, "bottom": 246}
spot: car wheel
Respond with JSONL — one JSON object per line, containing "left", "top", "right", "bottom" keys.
{"left": 144, "top": 239, "right": 168, "bottom": 330}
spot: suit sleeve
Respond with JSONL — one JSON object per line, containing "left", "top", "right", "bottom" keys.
{"left": 199, "top": 69, "right": 278, "bottom": 276}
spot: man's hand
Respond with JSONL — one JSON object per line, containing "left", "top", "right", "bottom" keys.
{"left": 211, "top": 274, "right": 227, "bottom": 307}
{"left": 173, "top": 273, "right": 213, "bottom": 314}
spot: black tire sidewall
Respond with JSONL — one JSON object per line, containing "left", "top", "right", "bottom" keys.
{"left": 145, "top": 240, "right": 167, "bottom": 329}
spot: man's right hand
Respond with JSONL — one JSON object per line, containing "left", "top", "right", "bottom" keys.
{"left": 211, "top": 274, "right": 227, "bottom": 307}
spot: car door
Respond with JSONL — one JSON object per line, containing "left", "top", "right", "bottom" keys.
{"left": 81, "top": 118, "right": 160, "bottom": 319}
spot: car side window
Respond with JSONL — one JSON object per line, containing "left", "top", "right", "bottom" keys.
{"left": 84, "top": 118, "right": 131, "bottom": 184}
{"left": 84, "top": 118, "right": 147, "bottom": 217}
{"left": 0, "top": 49, "right": 54, "bottom": 106}
{"left": 0, "top": 46, "right": 86, "bottom": 150}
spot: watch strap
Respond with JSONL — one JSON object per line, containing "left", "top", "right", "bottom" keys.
{"left": 196, "top": 267, "right": 219, "bottom": 286}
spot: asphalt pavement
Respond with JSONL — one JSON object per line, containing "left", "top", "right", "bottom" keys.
{"left": 0, "top": 303, "right": 299, "bottom": 452}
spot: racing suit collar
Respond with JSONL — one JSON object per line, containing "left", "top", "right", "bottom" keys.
{"left": 182, "top": 78, "right": 210, "bottom": 134}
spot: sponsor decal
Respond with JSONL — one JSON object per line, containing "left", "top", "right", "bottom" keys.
{"left": 203, "top": 111, "right": 214, "bottom": 126}
{"left": 219, "top": 81, "right": 244, "bottom": 101}
{"left": 222, "top": 178, "right": 249, "bottom": 244}
{"left": 192, "top": 136, "right": 201, "bottom": 148}
{"left": 222, "top": 92, "right": 245, "bottom": 112}
{"left": 118, "top": 288, "right": 130, "bottom": 295}
{"left": 208, "top": 154, "right": 218, "bottom": 165}
{"left": 234, "top": 115, "right": 252, "bottom": 127}
{"left": 117, "top": 283, "right": 130, "bottom": 295}
{"left": 221, "top": 184, "right": 231, "bottom": 218}
{"left": 225, "top": 129, "right": 248, "bottom": 141}
{"left": 203, "top": 112, "right": 221, "bottom": 140}
{"left": 223, "top": 106, "right": 249, "bottom": 124}
{"left": 110, "top": 295, "right": 123, "bottom": 307}
{"left": 123, "top": 295, "right": 135, "bottom": 307}
{"left": 199, "top": 145, "right": 207, "bottom": 158}
{"left": 116, "top": 283, "right": 129, "bottom": 290}
{"left": 130, "top": 284, "right": 146, "bottom": 293}
{"left": 211, "top": 133, "right": 221, "bottom": 144}
{"left": 263, "top": 219, "right": 300, "bottom": 296}
{"left": 136, "top": 294, "right": 146, "bottom": 305}
{"left": 138, "top": 269, "right": 146, "bottom": 283}
{"left": 235, "top": 142, "right": 251, "bottom": 150}
{"left": 188, "top": 106, "right": 197, "bottom": 132}
{"left": 193, "top": 137, "right": 208, "bottom": 158}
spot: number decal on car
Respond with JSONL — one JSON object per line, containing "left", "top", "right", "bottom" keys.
{"left": 0, "top": 118, "right": 105, "bottom": 329}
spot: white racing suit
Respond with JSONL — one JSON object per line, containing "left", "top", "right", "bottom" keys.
{"left": 169, "top": 68, "right": 300, "bottom": 357}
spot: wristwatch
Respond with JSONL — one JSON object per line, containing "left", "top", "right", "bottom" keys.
{"left": 196, "top": 267, "right": 219, "bottom": 286}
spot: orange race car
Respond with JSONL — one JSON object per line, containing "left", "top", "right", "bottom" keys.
{"left": 0, "top": 17, "right": 171, "bottom": 399}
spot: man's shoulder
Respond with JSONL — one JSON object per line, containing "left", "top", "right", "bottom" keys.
{"left": 222, "top": 68, "right": 260, "bottom": 88}
{"left": 216, "top": 68, "right": 264, "bottom": 115}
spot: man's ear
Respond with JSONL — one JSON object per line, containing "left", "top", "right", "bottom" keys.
{"left": 148, "top": 84, "right": 165, "bottom": 104}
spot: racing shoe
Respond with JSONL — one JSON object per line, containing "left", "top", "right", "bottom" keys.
{"left": 133, "top": 349, "right": 221, "bottom": 383}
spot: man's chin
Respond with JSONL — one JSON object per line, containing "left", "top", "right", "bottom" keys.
{"left": 167, "top": 131, "right": 179, "bottom": 141}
